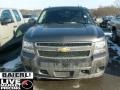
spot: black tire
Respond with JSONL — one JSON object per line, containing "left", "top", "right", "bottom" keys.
{"left": 112, "top": 30, "right": 118, "bottom": 43}
{"left": 112, "top": 31, "right": 117, "bottom": 42}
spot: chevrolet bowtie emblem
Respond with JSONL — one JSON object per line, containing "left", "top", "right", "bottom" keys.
{"left": 57, "top": 47, "right": 70, "bottom": 52}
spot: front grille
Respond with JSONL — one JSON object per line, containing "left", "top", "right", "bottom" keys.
{"left": 35, "top": 42, "right": 92, "bottom": 58}
{"left": 36, "top": 42, "right": 91, "bottom": 47}
{"left": 38, "top": 50, "right": 90, "bottom": 58}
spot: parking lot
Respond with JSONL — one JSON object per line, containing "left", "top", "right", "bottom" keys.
{"left": 0, "top": 31, "right": 120, "bottom": 90}
{"left": 1, "top": 0, "right": 120, "bottom": 90}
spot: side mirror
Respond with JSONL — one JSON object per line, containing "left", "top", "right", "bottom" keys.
{"left": 1, "top": 18, "right": 13, "bottom": 25}
{"left": 28, "top": 18, "right": 36, "bottom": 25}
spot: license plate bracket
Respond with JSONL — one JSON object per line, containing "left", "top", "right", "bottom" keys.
{"left": 54, "top": 71, "right": 70, "bottom": 77}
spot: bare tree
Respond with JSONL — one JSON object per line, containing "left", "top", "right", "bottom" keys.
{"left": 92, "top": 6, "right": 120, "bottom": 17}
{"left": 114, "top": 0, "right": 120, "bottom": 8}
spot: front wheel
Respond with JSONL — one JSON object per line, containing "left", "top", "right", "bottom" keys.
{"left": 112, "top": 31, "right": 118, "bottom": 43}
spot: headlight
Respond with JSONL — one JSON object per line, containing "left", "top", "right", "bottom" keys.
{"left": 94, "top": 40, "right": 106, "bottom": 54}
{"left": 22, "top": 40, "right": 34, "bottom": 53}
{"left": 95, "top": 40, "right": 106, "bottom": 49}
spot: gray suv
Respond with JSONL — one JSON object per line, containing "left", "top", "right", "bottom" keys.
{"left": 21, "top": 7, "right": 109, "bottom": 79}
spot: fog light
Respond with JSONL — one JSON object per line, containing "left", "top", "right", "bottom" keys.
{"left": 96, "top": 66, "right": 105, "bottom": 72}
{"left": 40, "top": 70, "right": 48, "bottom": 75}
{"left": 99, "top": 66, "right": 105, "bottom": 70}
{"left": 81, "top": 70, "right": 90, "bottom": 74}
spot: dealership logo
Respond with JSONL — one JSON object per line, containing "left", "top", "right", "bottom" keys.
{"left": 0, "top": 79, "right": 21, "bottom": 90}
{"left": 0, "top": 72, "right": 33, "bottom": 90}
{"left": 21, "top": 80, "right": 33, "bottom": 90}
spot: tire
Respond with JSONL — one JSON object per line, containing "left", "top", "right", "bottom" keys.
{"left": 112, "top": 30, "right": 118, "bottom": 43}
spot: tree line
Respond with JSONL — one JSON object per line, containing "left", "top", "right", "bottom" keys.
{"left": 92, "top": 6, "right": 120, "bottom": 17}
{"left": 20, "top": 0, "right": 120, "bottom": 18}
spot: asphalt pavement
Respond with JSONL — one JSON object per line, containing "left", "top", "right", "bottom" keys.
{"left": 0, "top": 33, "right": 120, "bottom": 90}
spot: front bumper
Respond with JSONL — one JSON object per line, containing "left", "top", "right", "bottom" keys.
{"left": 21, "top": 52, "right": 108, "bottom": 79}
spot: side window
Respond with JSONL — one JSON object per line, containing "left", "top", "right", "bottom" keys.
{"left": 1, "top": 10, "right": 14, "bottom": 22}
{"left": 12, "top": 10, "right": 21, "bottom": 22}
{"left": 38, "top": 10, "right": 46, "bottom": 23}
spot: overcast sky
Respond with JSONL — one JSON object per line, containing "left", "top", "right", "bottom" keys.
{"left": 0, "top": 0, "right": 115, "bottom": 10}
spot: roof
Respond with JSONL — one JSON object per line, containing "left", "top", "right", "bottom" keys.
{"left": 44, "top": 6, "right": 88, "bottom": 11}
{"left": 0, "top": 8, "right": 19, "bottom": 11}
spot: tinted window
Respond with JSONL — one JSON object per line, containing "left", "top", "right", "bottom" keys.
{"left": 38, "top": 8, "right": 94, "bottom": 24}
{"left": 23, "top": 15, "right": 32, "bottom": 18}
{"left": 12, "top": 10, "right": 21, "bottom": 21}
{"left": 1, "top": 10, "right": 14, "bottom": 21}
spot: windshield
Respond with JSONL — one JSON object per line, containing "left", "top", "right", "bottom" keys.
{"left": 103, "top": 16, "right": 114, "bottom": 20}
{"left": 116, "top": 17, "right": 120, "bottom": 20}
{"left": 38, "top": 8, "right": 94, "bottom": 24}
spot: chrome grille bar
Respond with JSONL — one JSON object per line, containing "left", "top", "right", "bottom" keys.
{"left": 35, "top": 42, "right": 93, "bottom": 59}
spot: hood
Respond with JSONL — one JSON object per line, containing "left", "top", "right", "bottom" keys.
{"left": 24, "top": 24, "right": 104, "bottom": 42}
